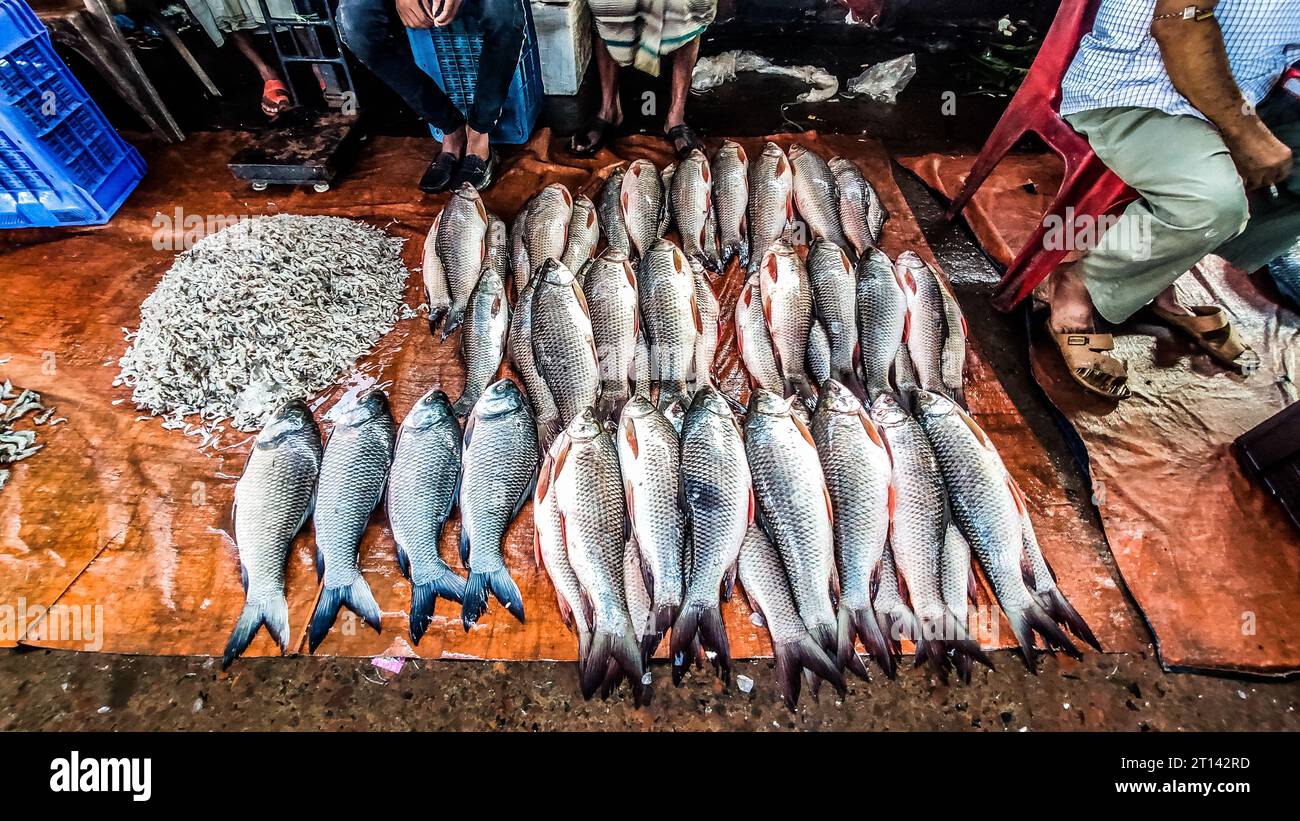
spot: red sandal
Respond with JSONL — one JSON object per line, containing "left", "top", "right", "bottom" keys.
{"left": 261, "top": 79, "right": 291, "bottom": 119}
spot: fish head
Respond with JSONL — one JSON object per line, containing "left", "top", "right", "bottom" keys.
{"left": 857, "top": 247, "right": 896, "bottom": 283}
{"left": 688, "top": 385, "right": 734, "bottom": 419}
{"left": 895, "top": 250, "right": 926, "bottom": 272}
{"left": 828, "top": 157, "right": 853, "bottom": 174}
{"left": 869, "top": 392, "right": 910, "bottom": 428}
{"left": 913, "top": 389, "right": 957, "bottom": 420}
{"left": 565, "top": 405, "right": 604, "bottom": 442}
{"left": 538, "top": 258, "right": 576, "bottom": 286}
{"left": 746, "top": 388, "right": 794, "bottom": 419}
{"left": 259, "top": 400, "right": 315, "bottom": 446}
{"left": 621, "top": 394, "right": 657, "bottom": 420}
{"left": 815, "top": 379, "right": 861, "bottom": 415}
{"left": 787, "top": 143, "right": 808, "bottom": 161}
{"left": 477, "top": 379, "right": 527, "bottom": 418}
{"left": 405, "top": 388, "right": 454, "bottom": 431}
{"left": 337, "top": 389, "right": 390, "bottom": 428}
{"left": 543, "top": 182, "right": 574, "bottom": 209}
{"left": 718, "top": 140, "right": 747, "bottom": 164}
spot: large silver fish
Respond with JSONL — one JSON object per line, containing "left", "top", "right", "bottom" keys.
{"left": 455, "top": 226, "right": 511, "bottom": 416}
{"left": 531, "top": 258, "right": 601, "bottom": 430}
{"left": 509, "top": 208, "right": 531, "bottom": 298}
{"left": 523, "top": 183, "right": 573, "bottom": 280}
{"left": 811, "top": 380, "right": 893, "bottom": 677}
{"left": 871, "top": 392, "right": 989, "bottom": 678}
{"left": 386, "top": 388, "right": 466, "bottom": 644}
{"left": 620, "top": 159, "right": 664, "bottom": 259}
{"left": 509, "top": 273, "right": 561, "bottom": 447}
{"left": 673, "top": 386, "right": 753, "bottom": 683}
{"left": 744, "top": 390, "right": 838, "bottom": 655}
{"left": 584, "top": 249, "right": 639, "bottom": 419}
{"left": 1013, "top": 479, "right": 1101, "bottom": 652}
{"left": 807, "top": 238, "right": 862, "bottom": 394}
{"left": 598, "top": 167, "right": 631, "bottom": 257}
{"left": 551, "top": 408, "right": 646, "bottom": 702}
{"left": 737, "top": 523, "right": 845, "bottom": 708}
{"left": 562, "top": 194, "right": 601, "bottom": 274}
{"left": 855, "top": 247, "right": 908, "bottom": 402}
{"left": 713, "top": 140, "right": 750, "bottom": 269}
{"left": 734, "top": 271, "right": 783, "bottom": 393}
{"left": 914, "top": 390, "right": 1097, "bottom": 667}
{"left": 423, "top": 222, "right": 451, "bottom": 334}
{"left": 747, "top": 142, "right": 793, "bottom": 272}
{"left": 895, "top": 251, "right": 947, "bottom": 397}
{"left": 459, "top": 379, "right": 538, "bottom": 628}
{"left": 616, "top": 395, "right": 684, "bottom": 653}
{"left": 224, "top": 401, "right": 321, "bottom": 668}
{"left": 309, "top": 389, "right": 393, "bottom": 651}
{"left": 789, "top": 143, "right": 848, "bottom": 254}
{"left": 534, "top": 435, "right": 591, "bottom": 665}
{"left": 670, "top": 149, "right": 720, "bottom": 273}
{"left": 758, "top": 240, "right": 816, "bottom": 400}
{"left": 638, "top": 239, "right": 700, "bottom": 409}
{"left": 435, "top": 182, "right": 489, "bottom": 336}
{"left": 691, "top": 262, "right": 719, "bottom": 394}
{"left": 830, "top": 156, "right": 886, "bottom": 256}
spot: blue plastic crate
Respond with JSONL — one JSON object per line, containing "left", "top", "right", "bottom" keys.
{"left": 0, "top": 0, "right": 145, "bottom": 228}
{"left": 405, "top": 2, "right": 543, "bottom": 145}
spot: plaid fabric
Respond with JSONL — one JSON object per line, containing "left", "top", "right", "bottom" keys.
{"left": 587, "top": 0, "right": 716, "bottom": 76}
{"left": 1060, "top": 0, "right": 1300, "bottom": 118}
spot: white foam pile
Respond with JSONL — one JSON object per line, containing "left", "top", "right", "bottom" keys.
{"left": 115, "top": 215, "right": 409, "bottom": 446}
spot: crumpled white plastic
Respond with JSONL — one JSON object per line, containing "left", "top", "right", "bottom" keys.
{"left": 845, "top": 53, "right": 917, "bottom": 104}
{"left": 691, "top": 50, "right": 840, "bottom": 104}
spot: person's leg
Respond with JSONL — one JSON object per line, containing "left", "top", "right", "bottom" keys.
{"left": 462, "top": 0, "right": 527, "bottom": 160}
{"left": 1214, "top": 85, "right": 1300, "bottom": 274}
{"left": 594, "top": 38, "right": 623, "bottom": 125}
{"left": 1060, "top": 106, "right": 1250, "bottom": 328}
{"left": 230, "top": 30, "right": 289, "bottom": 116}
{"left": 663, "top": 36, "right": 698, "bottom": 133}
{"left": 336, "top": 0, "right": 465, "bottom": 135}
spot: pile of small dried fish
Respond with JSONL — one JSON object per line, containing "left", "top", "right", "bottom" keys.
{"left": 0, "top": 376, "right": 65, "bottom": 492}
{"left": 117, "top": 215, "right": 409, "bottom": 446}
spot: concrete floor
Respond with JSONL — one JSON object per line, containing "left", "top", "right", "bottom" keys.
{"left": 6, "top": 20, "right": 1298, "bottom": 732}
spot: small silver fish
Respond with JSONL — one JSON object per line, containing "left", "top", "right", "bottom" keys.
{"left": 584, "top": 249, "right": 640, "bottom": 419}
{"left": 807, "top": 238, "right": 862, "bottom": 394}
{"left": 638, "top": 239, "right": 700, "bottom": 409}
{"left": 531, "top": 259, "right": 601, "bottom": 430}
{"left": 691, "top": 261, "right": 720, "bottom": 394}
{"left": 523, "top": 183, "right": 573, "bottom": 279}
{"left": 455, "top": 222, "right": 511, "bottom": 416}
{"left": 670, "top": 149, "right": 720, "bottom": 273}
{"left": 734, "top": 271, "right": 783, "bottom": 394}
{"left": 621, "top": 159, "right": 664, "bottom": 260}
{"left": 713, "top": 140, "right": 750, "bottom": 269}
{"left": 758, "top": 240, "right": 816, "bottom": 400}
{"left": 830, "top": 156, "right": 887, "bottom": 255}
{"left": 435, "top": 183, "right": 489, "bottom": 336}
{"left": 856, "top": 247, "right": 907, "bottom": 402}
{"left": 747, "top": 142, "right": 793, "bottom": 273}
{"left": 562, "top": 194, "right": 601, "bottom": 273}
{"left": 598, "top": 167, "right": 631, "bottom": 257}
{"left": 789, "top": 143, "right": 849, "bottom": 255}
{"left": 510, "top": 273, "right": 561, "bottom": 447}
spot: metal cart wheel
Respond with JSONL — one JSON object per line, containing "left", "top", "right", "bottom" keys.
{"left": 312, "top": 182, "right": 331, "bottom": 193}
{"left": 251, "top": 181, "right": 269, "bottom": 192}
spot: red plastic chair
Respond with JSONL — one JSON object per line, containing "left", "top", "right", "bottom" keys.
{"left": 946, "top": 0, "right": 1138, "bottom": 311}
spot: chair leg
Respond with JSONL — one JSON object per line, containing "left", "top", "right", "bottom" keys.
{"left": 945, "top": 96, "right": 1048, "bottom": 220}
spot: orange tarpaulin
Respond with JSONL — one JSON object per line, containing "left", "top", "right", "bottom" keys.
{"left": 0, "top": 131, "right": 1140, "bottom": 661}
{"left": 901, "top": 151, "right": 1300, "bottom": 675}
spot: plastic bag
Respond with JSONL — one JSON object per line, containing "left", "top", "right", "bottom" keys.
{"left": 691, "top": 50, "right": 839, "bottom": 104}
{"left": 845, "top": 53, "right": 916, "bottom": 104}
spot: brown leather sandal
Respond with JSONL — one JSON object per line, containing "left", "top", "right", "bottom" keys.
{"left": 1049, "top": 329, "right": 1132, "bottom": 400}
{"left": 1147, "top": 305, "right": 1260, "bottom": 375}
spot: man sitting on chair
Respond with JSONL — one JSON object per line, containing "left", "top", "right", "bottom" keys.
{"left": 1047, "top": 0, "right": 1297, "bottom": 399}
{"left": 338, "top": 0, "right": 527, "bottom": 192}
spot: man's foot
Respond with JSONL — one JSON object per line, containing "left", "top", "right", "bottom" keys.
{"left": 571, "top": 107, "right": 622, "bottom": 155}
{"left": 1147, "top": 284, "right": 1260, "bottom": 374}
{"left": 1047, "top": 264, "right": 1131, "bottom": 399}
{"left": 454, "top": 148, "right": 495, "bottom": 191}
{"left": 419, "top": 153, "right": 460, "bottom": 194}
{"left": 665, "top": 122, "right": 703, "bottom": 159}
{"left": 261, "top": 79, "right": 291, "bottom": 119}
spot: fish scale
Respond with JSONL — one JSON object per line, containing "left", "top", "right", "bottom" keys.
{"left": 638, "top": 240, "right": 699, "bottom": 408}
{"left": 309, "top": 390, "right": 394, "bottom": 651}
{"left": 386, "top": 388, "right": 466, "bottom": 644}
{"left": 807, "top": 238, "right": 861, "bottom": 394}
{"left": 584, "top": 250, "right": 640, "bottom": 418}
{"left": 744, "top": 389, "right": 838, "bottom": 656}
{"left": 747, "top": 142, "right": 793, "bottom": 273}
{"left": 789, "top": 143, "right": 849, "bottom": 254}
{"left": 713, "top": 140, "right": 750, "bottom": 269}
{"left": 552, "top": 409, "right": 645, "bottom": 702}
{"left": 531, "top": 259, "right": 600, "bottom": 430}
{"left": 855, "top": 247, "right": 907, "bottom": 402}
{"left": 224, "top": 401, "right": 321, "bottom": 668}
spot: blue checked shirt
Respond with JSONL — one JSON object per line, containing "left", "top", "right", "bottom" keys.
{"left": 1060, "top": 0, "right": 1300, "bottom": 118}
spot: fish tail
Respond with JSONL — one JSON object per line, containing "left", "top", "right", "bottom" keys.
{"left": 440, "top": 305, "right": 466, "bottom": 340}
{"left": 669, "top": 602, "right": 731, "bottom": 685}
{"left": 597, "top": 393, "right": 628, "bottom": 424}
{"left": 309, "top": 576, "right": 382, "bottom": 652}
{"left": 409, "top": 568, "right": 469, "bottom": 645}
{"left": 775, "top": 635, "right": 846, "bottom": 710}
{"left": 916, "top": 611, "right": 994, "bottom": 681}
{"left": 537, "top": 417, "right": 562, "bottom": 452}
{"left": 1006, "top": 600, "right": 1082, "bottom": 671}
{"left": 836, "top": 605, "right": 871, "bottom": 681}
{"left": 809, "top": 619, "right": 838, "bottom": 659}
{"left": 462, "top": 566, "right": 525, "bottom": 631}
{"left": 953, "top": 653, "right": 973, "bottom": 684}
{"left": 834, "top": 367, "right": 869, "bottom": 402}
{"left": 451, "top": 391, "right": 478, "bottom": 418}
{"left": 844, "top": 603, "right": 894, "bottom": 678}
{"left": 427, "top": 309, "right": 446, "bottom": 337}
{"left": 581, "top": 627, "right": 646, "bottom": 705}
{"left": 222, "top": 595, "right": 290, "bottom": 669}
{"left": 1036, "top": 587, "right": 1102, "bottom": 652}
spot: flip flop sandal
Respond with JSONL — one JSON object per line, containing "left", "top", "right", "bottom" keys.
{"left": 666, "top": 123, "right": 703, "bottom": 159}
{"left": 1148, "top": 305, "right": 1260, "bottom": 375}
{"left": 261, "top": 79, "right": 291, "bottom": 119}
{"left": 570, "top": 117, "right": 619, "bottom": 156}
{"left": 1049, "top": 328, "right": 1133, "bottom": 400}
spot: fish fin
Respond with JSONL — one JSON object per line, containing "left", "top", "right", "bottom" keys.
{"left": 719, "top": 561, "right": 738, "bottom": 603}
{"left": 836, "top": 605, "right": 872, "bottom": 681}
{"left": 309, "top": 576, "right": 383, "bottom": 652}
{"left": 462, "top": 565, "right": 525, "bottom": 630}
{"left": 409, "top": 563, "right": 468, "bottom": 645}
{"left": 221, "top": 595, "right": 290, "bottom": 669}
{"left": 873, "top": 605, "right": 916, "bottom": 676}
{"left": 314, "top": 547, "right": 325, "bottom": 582}
{"left": 1005, "top": 598, "right": 1081, "bottom": 671}
{"left": 238, "top": 561, "right": 249, "bottom": 594}
{"left": 441, "top": 306, "right": 466, "bottom": 340}
{"left": 458, "top": 525, "right": 470, "bottom": 569}
{"left": 842, "top": 602, "right": 893, "bottom": 678}
{"left": 582, "top": 627, "right": 646, "bottom": 705}
{"left": 669, "top": 602, "right": 731, "bottom": 685}
{"left": 1036, "top": 586, "right": 1102, "bottom": 652}
{"left": 774, "top": 634, "right": 846, "bottom": 710}
{"left": 450, "top": 392, "right": 476, "bottom": 418}
{"left": 394, "top": 543, "right": 412, "bottom": 580}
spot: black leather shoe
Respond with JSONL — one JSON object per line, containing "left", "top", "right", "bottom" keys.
{"left": 419, "top": 152, "right": 460, "bottom": 193}
{"left": 454, "top": 148, "right": 495, "bottom": 191}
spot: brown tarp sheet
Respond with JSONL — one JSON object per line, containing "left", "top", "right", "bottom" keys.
{"left": 901, "top": 152, "right": 1300, "bottom": 675}
{"left": 0, "top": 131, "right": 1139, "bottom": 660}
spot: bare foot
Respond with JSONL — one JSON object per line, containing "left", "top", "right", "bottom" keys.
{"left": 1047, "top": 263, "right": 1132, "bottom": 399}
{"left": 465, "top": 128, "right": 490, "bottom": 161}
{"left": 441, "top": 126, "right": 467, "bottom": 159}
{"left": 1047, "top": 262, "right": 1096, "bottom": 333}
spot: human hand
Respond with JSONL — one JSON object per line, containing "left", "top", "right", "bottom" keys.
{"left": 1223, "top": 120, "right": 1294, "bottom": 190}
{"left": 431, "top": 0, "right": 464, "bottom": 26}
{"left": 396, "top": 0, "right": 436, "bottom": 29}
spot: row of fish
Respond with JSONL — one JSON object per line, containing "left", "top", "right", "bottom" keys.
{"left": 223, "top": 381, "right": 541, "bottom": 667}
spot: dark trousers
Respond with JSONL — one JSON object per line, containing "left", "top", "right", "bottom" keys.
{"left": 337, "top": 0, "right": 526, "bottom": 134}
